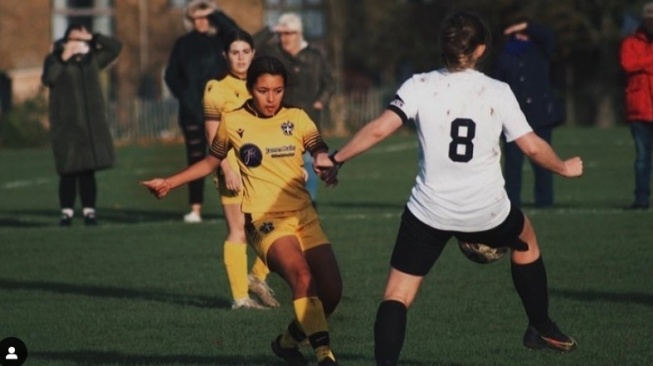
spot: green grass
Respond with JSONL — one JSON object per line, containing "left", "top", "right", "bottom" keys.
{"left": 1, "top": 126, "right": 652, "bottom": 365}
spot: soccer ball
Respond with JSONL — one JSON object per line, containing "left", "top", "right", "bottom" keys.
{"left": 458, "top": 241, "right": 508, "bottom": 264}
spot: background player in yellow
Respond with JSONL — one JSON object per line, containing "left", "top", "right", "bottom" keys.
{"left": 203, "top": 29, "right": 278, "bottom": 310}
{"left": 143, "top": 56, "right": 342, "bottom": 366}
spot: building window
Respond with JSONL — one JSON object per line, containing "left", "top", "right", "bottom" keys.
{"left": 169, "top": 0, "right": 187, "bottom": 8}
{"left": 51, "top": 0, "right": 115, "bottom": 40}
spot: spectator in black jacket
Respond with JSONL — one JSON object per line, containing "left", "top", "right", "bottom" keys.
{"left": 164, "top": 0, "right": 238, "bottom": 223}
{"left": 494, "top": 16, "right": 563, "bottom": 208}
{"left": 255, "top": 13, "right": 335, "bottom": 208}
{"left": 42, "top": 24, "right": 122, "bottom": 227}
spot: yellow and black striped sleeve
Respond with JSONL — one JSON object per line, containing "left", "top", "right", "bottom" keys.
{"left": 203, "top": 79, "right": 223, "bottom": 121}
{"left": 209, "top": 114, "right": 231, "bottom": 160}
{"left": 298, "top": 109, "right": 328, "bottom": 155}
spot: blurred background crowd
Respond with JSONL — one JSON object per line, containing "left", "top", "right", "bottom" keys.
{"left": 0, "top": 0, "right": 646, "bottom": 148}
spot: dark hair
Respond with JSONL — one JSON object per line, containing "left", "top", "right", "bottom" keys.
{"left": 222, "top": 28, "right": 255, "bottom": 52}
{"left": 246, "top": 56, "right": 288, "bottom": 90}
{"left": 439, "top": 11, "right": 491, "bottom": 71}
{"left": 64, "top": 23, "right": 88, "bottom": 40}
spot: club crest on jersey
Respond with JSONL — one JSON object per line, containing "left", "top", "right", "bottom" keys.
{"left": 281, "top": 121, "right": 294, "bottom": 136}
{"left": 259, "top": 222, "right": 274, "bottom": 234}
{"left": 239, "top": 143, "right": 263, "bottom": 167}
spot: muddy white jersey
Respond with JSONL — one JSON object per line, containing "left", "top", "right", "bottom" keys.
{"left": 388, "top": 68, "right": 533, "bottom": 231}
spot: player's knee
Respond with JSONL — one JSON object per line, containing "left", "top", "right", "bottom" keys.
{"left": 287, "top": 266, "right": 314, "bottom": 293}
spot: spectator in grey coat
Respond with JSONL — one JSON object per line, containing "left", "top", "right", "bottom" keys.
{"left": 255, "top": 13, "right": 335, "bottom": 208}
{"left": 41, "top": 23, "right": 122, "bottom": 227}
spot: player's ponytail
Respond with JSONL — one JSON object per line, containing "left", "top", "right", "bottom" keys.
{"left": 439, "top": 11, "right": 491, "bottom": 71}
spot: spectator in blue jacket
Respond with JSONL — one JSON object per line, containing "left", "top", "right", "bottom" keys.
{"left": 494, "top": 17, "right": 563, "bottom": 208}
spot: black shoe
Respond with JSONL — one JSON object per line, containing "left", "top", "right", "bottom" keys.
{"left": 317, "top": 357, "right": 339, "bottom": 366}
{"left": 523, "top": 322, "right": 577, "bottom": 352}
{"left": 271, "top": 335, "right": 308, "bottom": 366}
{"left": 627, "top": 202, "right": 649, "bottom": 210}
{"left": 84, "top": 214, "right": 97, "bottom": 226}
{"left": 59, "top": 214, "right": 72, "bottom": 227}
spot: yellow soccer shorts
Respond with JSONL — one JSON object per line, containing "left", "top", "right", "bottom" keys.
{"left": 245, "top": 204, "right": 330, "bottom": 263}
{"left": 216, "top": 151, "right": 243, "bottom": 205}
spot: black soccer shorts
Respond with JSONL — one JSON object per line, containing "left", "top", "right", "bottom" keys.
{"left": 390, "top": 205, "right": 526, "bottom": 276}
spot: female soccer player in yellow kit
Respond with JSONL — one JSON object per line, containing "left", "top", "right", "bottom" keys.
{"left": 203, "top": 29, "right": 279, "bottom": 310}
{"left": 143, "top": 56, "right": 341, "bottom": 366}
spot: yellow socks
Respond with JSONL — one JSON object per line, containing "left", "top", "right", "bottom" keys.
{"left": 293, "top": 297, "right": 335, "bottom": 362}
{"left": 250, "top": 256, "right": 270, "bottom": 281}
{"left": 223, "top": 241, "right": 248, "bottom": 301}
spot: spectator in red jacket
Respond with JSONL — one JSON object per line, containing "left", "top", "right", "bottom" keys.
{"left": 620, "top": 2, "right": 653, "bottom": 210}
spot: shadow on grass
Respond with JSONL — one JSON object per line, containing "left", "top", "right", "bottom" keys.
{"left": 30, "top": 350, "right": 273, "bottom": 366}
{"left": 0, "top": 218, "right": 50, "bottom": 227}
{"left": 29, "top": 350, "right": 455, "bottom": 366}
{"left": 318, "top": 201, "right": 405, "bottom": 210}
{"left": 551, "top": 288, "right": 653, "bottom": 306}
{"left": 0, "top": 207, "right": 224, "bottom": 227}
{"left": 0, "top": 278, "right": 232, "bottom": 309}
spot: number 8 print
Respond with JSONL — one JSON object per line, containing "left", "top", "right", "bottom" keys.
{"left": 448, "top": 118, "right": 476, "bottom": 162}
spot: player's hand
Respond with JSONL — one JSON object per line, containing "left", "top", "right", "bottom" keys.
{"left": 504, "top": 22, "right": 528, "bottom": 35}
{"left": 140, "top": 178, "right": 171, "bottom": 199}
{"left": 222, "top": 166, "right": 242, "bottom": 194}
{"left": 319, "top": 167, "right": 339, "bottom": 187}
{"left": 224, "top": 171, "right": 243, "bottom": 195}
{"left": 314, "top": 152, "right": 339, "bottom": 187}
{"left": 561, "top": 157, "right": 583, "bottom": 178}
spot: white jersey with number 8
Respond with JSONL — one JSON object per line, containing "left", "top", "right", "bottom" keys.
{"left": 389, "top": 68, "right": 533, "bottom": 232}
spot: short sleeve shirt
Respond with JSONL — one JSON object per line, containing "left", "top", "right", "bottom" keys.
{"left": 388, "top": 69, "right": 533, "bottom": 231}
{"left": 210, "top": 102, "right": 328, "bottom": 214}
{"left": 203, "top": 74, "right": 249, "bottom": 121}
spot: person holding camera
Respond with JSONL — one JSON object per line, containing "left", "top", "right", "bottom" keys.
{"left": 493, "top": 14, "right": 563, "bottom": 208}
{"left": 164, "top": 0, "right": 239, "bottom": 223}
{"left": 41, "top": 23, "right": 122, "bottom": 226}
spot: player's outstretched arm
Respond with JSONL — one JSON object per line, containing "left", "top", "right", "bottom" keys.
{"left": 332, "top": 109, "right": 403, "bottom": 163}
{"left": 141, "top": 155, "right": 222, "bottom": 198}
{"left": 514, "top": 132, "right": 583, "bottom": 178}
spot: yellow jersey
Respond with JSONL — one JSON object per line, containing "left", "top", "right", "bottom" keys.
{"left": 203, "top": 74, "right": 250, "bottom": 179}
{"left": 210, "top": 101, "right": 329, "bottom": 214}
{"left": 203, "top": 73, "right": 249, "bottom": 121}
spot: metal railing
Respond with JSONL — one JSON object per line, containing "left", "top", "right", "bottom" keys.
{"left": 107, "top": 87, "right": 396, "bottom": 142}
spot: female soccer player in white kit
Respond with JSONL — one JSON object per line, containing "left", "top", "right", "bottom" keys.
{"left": 318, "top": 11, "right": 582, "bottom": 365}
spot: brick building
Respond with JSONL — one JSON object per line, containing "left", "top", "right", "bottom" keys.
{"left": 0, "top": 0, "right": 332, "bottom": 124}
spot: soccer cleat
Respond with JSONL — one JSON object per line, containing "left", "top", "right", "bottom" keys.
{"left": 59, "top": 214, "right": 72, "bottom": 227}
{"left": 183, "top": 211, "right": 202, "bottom": 223}
{"left": 271, "top": 335, "right": 308, "bottom": 366}
{"left": 627, "top": 202, "right": 649, "bottom": 210}
{"left": 231, "top": 298, "right": 267, "bottom": 310}
{"left": 523, "top": 322, "right": 577, "bottom": 352}
{"left": 316, "top": 349, "right": 338, "bottom": 366}
{"left": 317, "top": 357, "right": 338, "bottom": 366}
{"left": 248, "top": 274, "right": 280, "bottom": 307}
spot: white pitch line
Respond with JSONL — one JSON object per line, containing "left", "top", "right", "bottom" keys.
{"left": 1, "top": 178, "right": 52, "bottom": 190}
{"left": 369, "top": 142, "right": 417, "bottom": 154}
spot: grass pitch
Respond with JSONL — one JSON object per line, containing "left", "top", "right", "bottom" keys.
{"left": 1, "top": 126, "right": 652, "bottom": 365}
